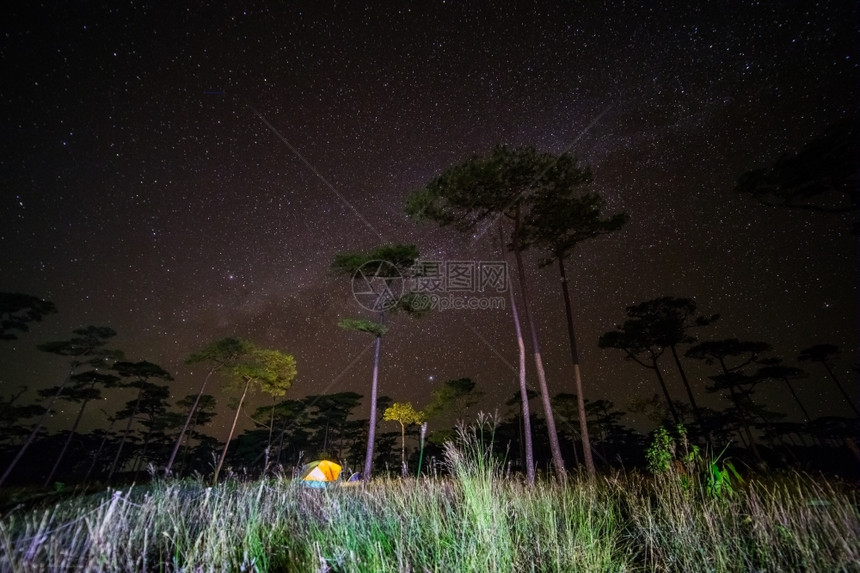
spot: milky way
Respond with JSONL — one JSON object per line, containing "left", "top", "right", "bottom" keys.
{"left": 1, "top": 2, "right": 856, "bottom": 437}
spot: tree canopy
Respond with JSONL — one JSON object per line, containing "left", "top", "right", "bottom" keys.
{"left": 735, "top": 118, "right": 859, "bottom": 214}
{"left": 0, "top": 292, "right": 57, "bottom": 340}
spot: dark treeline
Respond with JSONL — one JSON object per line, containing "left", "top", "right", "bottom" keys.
{"left": 1, "top": 292, "right": 857, "bottom": 489}
{"left": 2, "top": 128, "right": 857, "bottom": 487}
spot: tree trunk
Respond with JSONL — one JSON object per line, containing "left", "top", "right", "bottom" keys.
{"left": 165, "top": 368, "right": 215, "bottom": 476}
{"left": 784, "top": 378, "right": 812, "bottom": 422}
{"left": 821, "top": 361, "right": 859, "bottom": 417}
{"left": 400, "top": 421, "right": 406, "bottom": 475}
{"left": 213, "top": 376, "right": 252, "bottom": 484}
{"left": 511, "top": 218, "right": 565, "bottom": 479}
{"left": 557, "top": 257, "right": 595, "bottom": 478}
{"left": 43, "top": 397, "right": 91, "bottom": 486}
{"left": 669, "top": 344, "right": 707, "bottom": 435}
{"left": 179, "top": 407, "right": 204, "bottom": 475}
{"left": 727, "top": 384, "right": 763, "bottom": 463}
{"left": 650, "top": 356, "right": 681, "bottom": 425}
{"left": 261, "top": 397, "right": 277, "bottom": 475}
{"left": 275, "top": 416, "right": 289, "bottom": 467}
{"left": 267, "top": 398, "right": 276, "bottom": 453}
{"left": 501, "top": 224, "right": 534, "bottom": 484}
{"left": 108, "top": 385, "right": 144, "bottom": 482}
{"left": 0, "top": 367, "right": 74, "bottom": 488}
{"left": 132, "top": 421, "right": 156, "bottom": 478}
{"left": 363, "top": 331, "right": 383, "bottom": 479}
{"left": 716, "top": 355, "right": 764, "bottom": 464}
{"left": 84, "top": 415, "right": 114, "bottom": 484}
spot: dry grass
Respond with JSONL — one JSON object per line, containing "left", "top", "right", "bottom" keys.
{"left": 1, "top": 420, "right": 858, "bottom": 572}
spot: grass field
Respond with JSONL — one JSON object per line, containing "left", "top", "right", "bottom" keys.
{"left": 1, "top": 421, "right": 858, "bottom": 572}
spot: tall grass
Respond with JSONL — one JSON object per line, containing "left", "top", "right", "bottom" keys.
{"left": 1, "top": 417, "right": 858, "bottom": 572}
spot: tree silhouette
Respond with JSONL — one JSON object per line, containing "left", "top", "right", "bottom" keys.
{"left": 798, "top": 344, "right": 858, "bottom": 417}
{"left": 166, "top": 337, "right": 249, "bottom": 476}
{"left": 260, "top": 398, "right": 311, "bottom": 469}
{"left": 627, "top": 393, "right": 691, "bottom": 428}
{"left": 331, "top": 243, "right": 422, "bottom": 479}
{"left": 522, "top": 171, "right": 629, "bottom": 477}
{"left": 686, "top": 338, "right": 772, "bottom": 463}
{"left": 337, "top": 317, "right": 387, "bottom": 478}
{"left": 496, "top": 222, "right": 535, "bottom": 483}
{"left": 213, "top": 344, "right": 297, "bottom": 483}
{"left": 0, "top": 292, "right": 57, "bottom": 340}
{"left": 173, "top": 393, "right": 217, "bottom": 475}
{"left": 300, "top": 392, "right": 363, "bottom": 461}
{"left": 583, "top": 398, "right": 637, "bottom": 460}
{"left": 553, "top": 393, "right": 630, "bottom": 467}
{"left": 83, "top": 411, "right": 118, "bottom": 483}
{"left": 735, "top": 118, "right": 859, "bottom": 215}
{"left": 0, "top": 386, "right": 46, "bottom": 446}
{"left": 504, "top": 388, "right": 538, "bottom": 477}
{"left": 755, "top": 358, "right": 812, "bottom": 422}
{"left": 372, "top": 395, "right": 396, "bottom": 469}
{"left": 600, "top": 297, "right": 718, "bottom": 438}
{"left": 39, "top": 370, "right": 119, "bottom": 486}
{"left": 0, "top": 325, "right": 118, "bottom": 487}
{"left": 108, "top": 360, "right": 173, "bottom": 482}
{"left": 128, "top": 383, "right": 173, "bottom": 477}
{"left": 383, "top": 402, "right": 425, "bottom": 475}
{"left": 551, "top": 392, "right": 584, "bottom": 465}
{"left": 424, "top": 377, "right": 483, "bottom": 421}
{"left": 599, "top": 317, "right": 681, "bottom": 426}
{"left": 406, "top": 146, "right": 567, "bottom": 479}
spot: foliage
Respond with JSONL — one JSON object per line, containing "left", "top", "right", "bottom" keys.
{"left": 0, "top": 387, "right": 46, "bottom": 442}
{"left": 113, "top": 360, "right": 173, "bottom": 384}
{"left": 686, "top": 338, "right": 772, "bottom": 367}
{"left": 798, "top": 344, "right": 858, "bottom": 417}
{"left": 337, "top": 317, "right": 387, "bottom": 337}
{"left": 38, "top": 326, "right": 119, "bottom": 360}
{"left": 0, "top": 454, "right": 856, "bottom": 571}
{"left": 704, "top": 447, "right": 744, "bottom": 499}
{"left": 646, "top": 424, "right": 744, "bottom": 500}
{"left": 405, "top": 145, "right": 557, "bottom": 230}
{"left": 406, "top": 145, "right": 576, "bottom": 479}
{"left": 598, "top": 297, "right": 719, "bottom": 374}
{"left": 0, "top": 292, "right": 57, "bottom": 340}
{"left": 108, "top": 364, "right": 175, "bottom": 482}
{"left": 646, "top": 426, "right": 677, "bottom": 475}
{"left": 521, "top": 176, "right": 629, "bottom": 479}
{"left": 232, "top": 348, "right": 297, "bottom": 399}
{"left": 1, "top": 326, "right": 122, "bottom": 488}
{"left": 382, "top": 402, "right": 425, "bottom": 428}
{"left": 423, "top": 377, "right": 482, "bottom": 420}
{"left": 735, "top": 118, "right": 859, "bottom": 214}
{"left": 443, "top": 411, "right": 505, "bottom": 480}
{"left": 330, "top": 244, "right": 420, "bottom": 275}
{"left": 211, "top": 341, "right": 298, "bottom": 483}
{"left": 797, "top": 343, "right": 840, "bottom": 364}
{"left": 522, "top": 186, "right": 628, "bottom": 265}
{"left": 186, "top": 337, "right": 253, "bottom": 367}
{"left": 383, "top": 402, "right": 425, "bottom": 474}
{"left": 599, "top": 302, "right": 709, "bottom": 426}
{"left": 332, "top": 244, "right": 423, "bottom": 479}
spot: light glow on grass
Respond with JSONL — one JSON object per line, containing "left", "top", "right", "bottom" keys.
{"left": 1, "top": 420, "right": 858, "bottom": 571}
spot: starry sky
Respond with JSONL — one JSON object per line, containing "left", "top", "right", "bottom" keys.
{"left": 1, "top": 2, "right": 857, "bottom": 439}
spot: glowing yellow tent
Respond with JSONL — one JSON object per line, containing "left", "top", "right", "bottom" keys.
{"left": 301, "top": 460, "right": 342, "bottom": 488}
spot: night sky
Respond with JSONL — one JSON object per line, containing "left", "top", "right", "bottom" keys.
{"left": 1, "top": 2, "right": 857, "bottom": 441}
